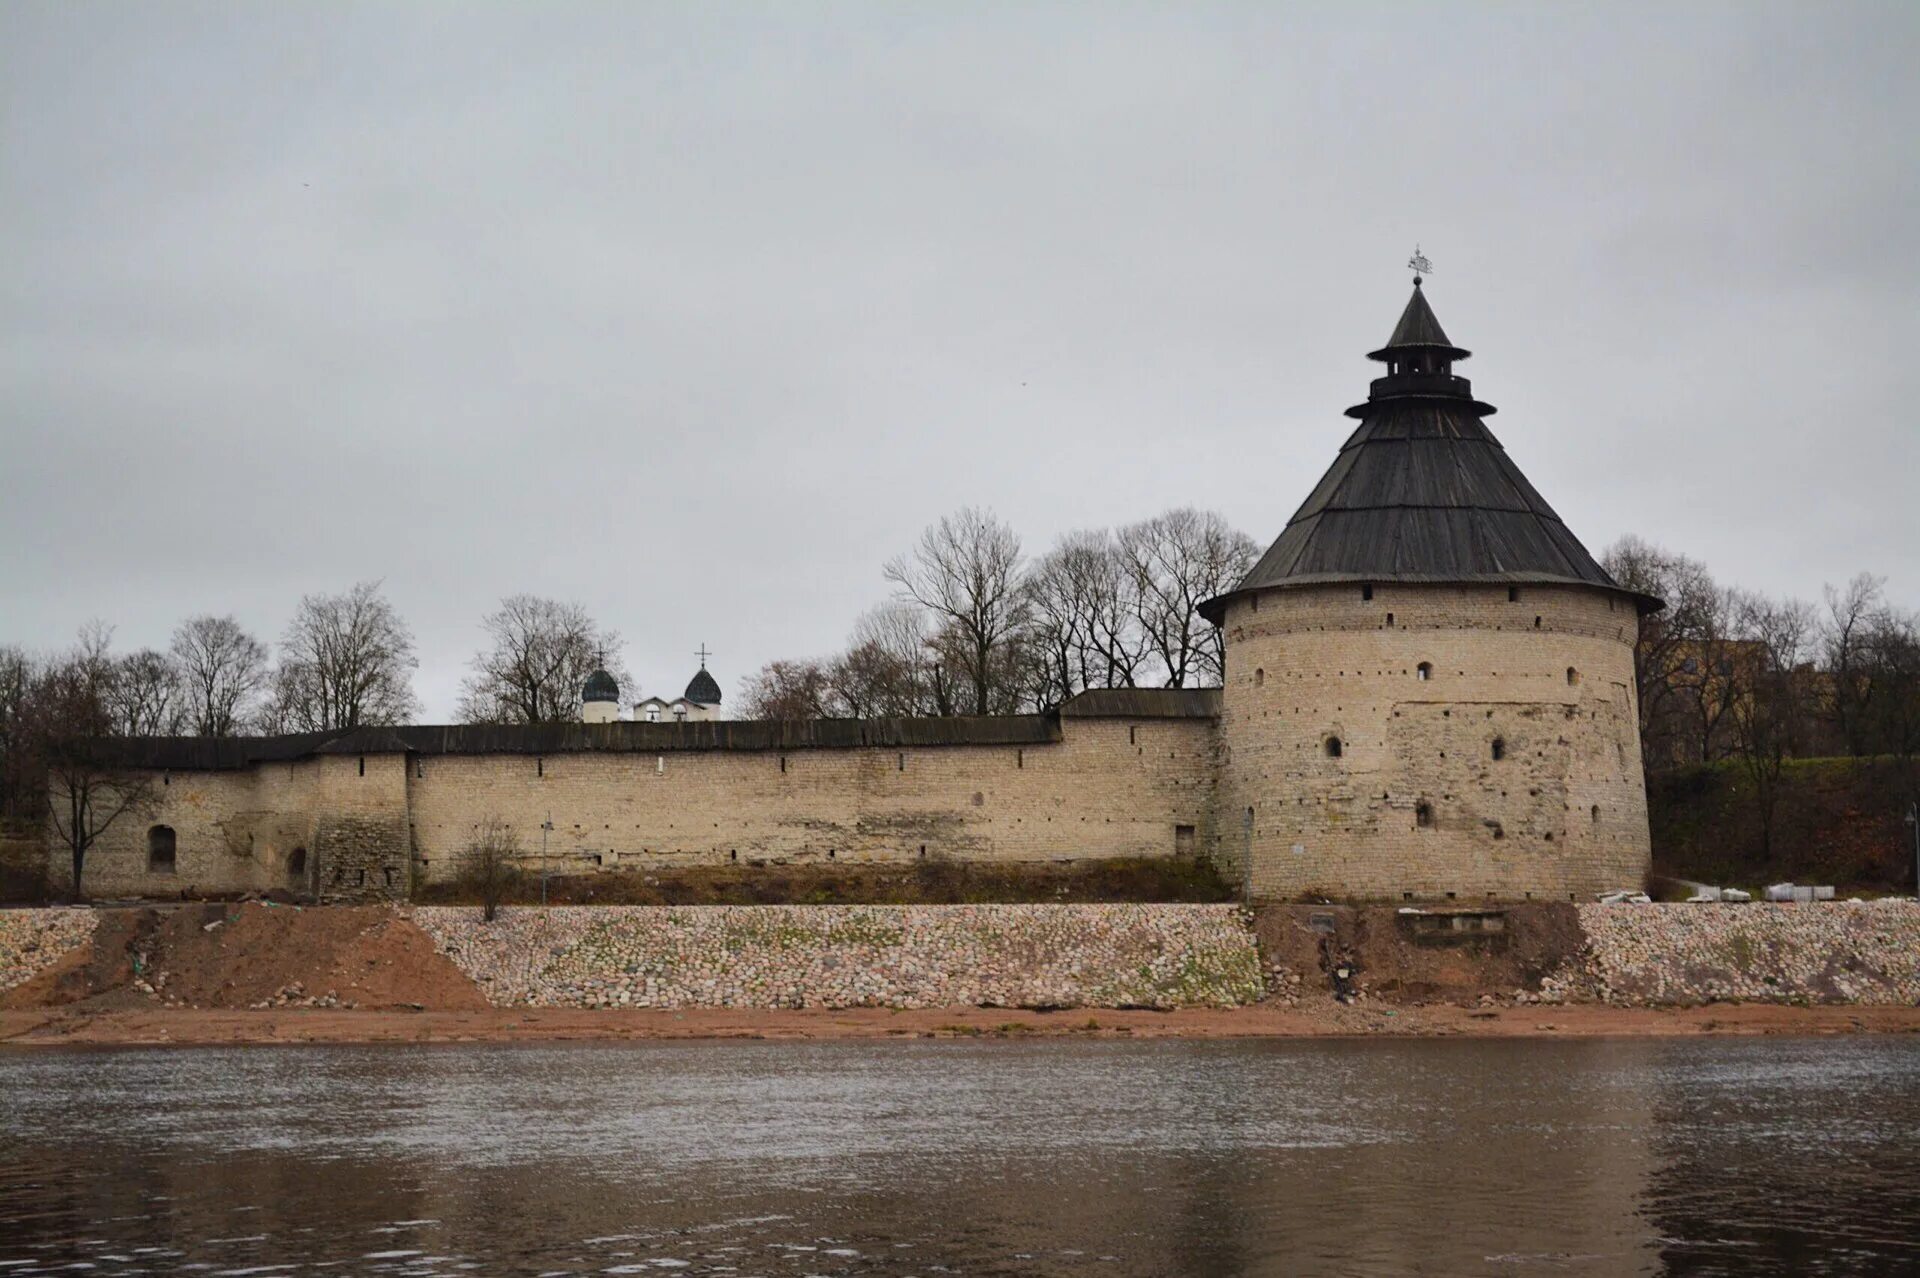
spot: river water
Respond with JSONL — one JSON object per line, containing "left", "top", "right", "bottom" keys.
{"left": 2, "top": 1037, "right": 1916, "bottom": 1276}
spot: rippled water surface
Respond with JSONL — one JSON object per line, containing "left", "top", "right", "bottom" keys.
{"left": 2, "top": 1037, "right": 1917, "bottom": 1276}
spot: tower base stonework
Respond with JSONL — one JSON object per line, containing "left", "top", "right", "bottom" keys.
{"left": 1212, "top": 582, "right": 1648, "bottom": 902}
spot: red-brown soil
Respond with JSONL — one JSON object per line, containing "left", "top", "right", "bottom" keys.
{"left": 0, "top": 903, "right": 488, "bottom": 1013}
{"left": 3, "top": 1001, "right": 1916, "bottom": 1047}
{"left": 1255, "top": 903, "right": 1586, "bottom": 1003}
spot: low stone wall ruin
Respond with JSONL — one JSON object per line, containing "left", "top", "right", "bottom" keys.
{"left": 411, "top": 903, "right": 1264, "bottom": 1010}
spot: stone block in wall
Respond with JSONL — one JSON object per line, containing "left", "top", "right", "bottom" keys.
{"left": 315, "top": 815, "right": 411, "bottom": 903}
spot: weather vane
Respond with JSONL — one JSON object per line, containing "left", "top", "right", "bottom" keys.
{"left": 1408, "top": 245, "right": 1433, "bottom": 284}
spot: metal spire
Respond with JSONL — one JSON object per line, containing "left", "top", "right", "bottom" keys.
{"left": 1408, "top": 245, "right": 1433, "bottom": 285}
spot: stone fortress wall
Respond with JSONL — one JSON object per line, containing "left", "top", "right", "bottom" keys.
{"left": 69, "top": 705, "right": 1221, "bottom": 902}
{"left": 1214, "top": 581, "right": 1649, "bottom": 901}
{"left": 56, "top": 284, "right": 1660, "bottom": 907}
{"left": 61, "top": 584, "right": 1656, "bottom": 906}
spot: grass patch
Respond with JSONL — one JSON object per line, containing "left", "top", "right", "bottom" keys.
{"left": 1650, "top": 755, "right": 1919, "bottom": 894}
{"left": 414, "top": 856, "right": 1236, "bottom": 908}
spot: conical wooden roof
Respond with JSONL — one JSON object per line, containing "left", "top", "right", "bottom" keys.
{"left": 1201, "top": 283, "right": 1656, "bottom": 621}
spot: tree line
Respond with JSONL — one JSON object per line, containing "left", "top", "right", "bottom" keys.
{"left": 737, "top": 506, "right": 1259, "bottom": 719}
{"left": 1604, "top": 537, "right": 1920, "bottom": 854}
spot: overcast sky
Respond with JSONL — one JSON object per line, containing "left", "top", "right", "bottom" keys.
{"left": 3, "top": 1, "right": 1915, "bottom": 720}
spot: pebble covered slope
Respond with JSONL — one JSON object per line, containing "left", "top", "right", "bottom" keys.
{"left": 411, "top": 904, "right": 1265, "bottom": 1010}
{"left": 1568, "top": 901, "right": 1920, "bottom": 1005}
{"left": 0, "top": 909, "right": 96, "bottom": 993}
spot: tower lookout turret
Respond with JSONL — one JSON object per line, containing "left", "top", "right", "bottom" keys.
{"left": 1202, "top": 278, "right": 1658, "bottom": 902}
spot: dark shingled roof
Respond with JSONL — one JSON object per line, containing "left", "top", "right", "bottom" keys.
{"left": 89, "top": 715, "right": 1066, "bottom": 771}
{"left": 1200, "top": 283, "right": 1658, "bottom": 622}
{"left": 582, "top": 668, "right": 620, "bottom": 703}
{"left": 1367, "top": 279, "right": 1469, "bottom": 359}
{"left": 683, "top": 666, "right": 722, "bottom": 705}
{"left": 87, "top": 691, "right": 1228, "bottom": 773}
{"left": 1058, "top": 687, "right": 1221, "bottom": 719}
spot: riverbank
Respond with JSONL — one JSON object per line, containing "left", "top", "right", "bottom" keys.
{"left": 5, "top": 1000, "right": 1918, "bottom": 1046}
{"left": 5, "top": 901, "right": 1917, "bottom": 1050}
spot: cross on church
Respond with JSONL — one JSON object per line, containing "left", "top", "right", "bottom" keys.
{"left": 1408, "top": 245, "right": 1433, "bottom": 283}
{"left": 694, "top": 643, "right": 712, "bottom": 669}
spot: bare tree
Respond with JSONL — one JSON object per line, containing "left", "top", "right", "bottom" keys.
{"left": 1603, "top": 536, "right": 1746, "bottom": 769}
{"left": 1727, "top": 591, "right": 1816, "bottom": 858}
{"left": 33, "top": 645, "right": 159, "bottom": 898}
{"left": 884, "top": 508, "right": 1030, "bottom": 715}
{"left": 171, "top": 615, "right": 267, "bottom": 737}
{"left": 1027, "top": 530, "right": 1152, "bottom": 703}
{"left": 738, "top": 658, "right": 835, "bottom": 721}
{"left": 1861, "top": 606, "right": 1920, "bottom": 775}
{"left": 457, "top": 817, "right": 522, "bottom": 922}
{"left": 1119, "top": 508, "right": 1257, "bottom": 688}
{"left": 459, "top": 595, "right": 629, "bottom": 724}
{"left": 0, "top": 646, "right": 40, "bottom": 828}
{"left": 109, "top": 649, "right": 187, "bottom": 736}
{"left": 1823, "top": 573, "right": 1886, "bottom": 757}
{"left": 267, "top": 581, "right": 420, "bottom": 731}
{"left": 827, "top": 604, "right": 939, "bottom": 718}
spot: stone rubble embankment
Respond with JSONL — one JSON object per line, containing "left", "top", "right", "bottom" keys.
{"left": 1555, "top": 900, "right": 1920, "bottom": 1005}
{"left": 0, "top": 909, "right": 96, "bottom": 993}
{"left": 410, "top": 903, "right": 1266, "bottom": 1010}
{"left": 8, "top": 899, "right": 1919, "bottom": 1017}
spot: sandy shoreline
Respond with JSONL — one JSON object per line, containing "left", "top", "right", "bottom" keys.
{"left": 4, "top": 1001, "right": 1918, "bottom": 1047}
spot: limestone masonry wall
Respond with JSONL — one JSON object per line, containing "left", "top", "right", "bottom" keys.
{"left": 68, "top": 762, "right": 321, "bottom": 900}
{"left": 60, "top": 582, "right": 1655, "bottom": 908}
{"left": 411, "top": 904, "right": 1263, "bottom": 1009}
{"left": 407, "top": 718, "right": 1215, "bottom": 879}
{"left": 69, "top": 714, "right": 1218, "bottom": 898}
{"left": 1215, "top": 582, "right": 1650, "bottom": 901}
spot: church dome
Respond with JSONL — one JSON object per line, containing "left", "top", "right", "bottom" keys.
{"left": 683, "top": 666, "right": 722, "bottom": 706}
{"left": 582, "top": 668, "right": 620, "bottom": 704}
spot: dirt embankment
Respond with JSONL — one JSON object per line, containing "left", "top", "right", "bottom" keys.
{"left": 1255, "top": 902, "right": 1586, "bottom": 1004}
{"left": 0, "top": 903, "right": 488, "bottom": 1014}
{"left": 6, "top": 1001, "right": 1918, "bottom": 1047}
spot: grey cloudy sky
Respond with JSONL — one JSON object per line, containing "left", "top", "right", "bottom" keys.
{"left": 3, "top": 1, "right": 1916, "bottom": 720}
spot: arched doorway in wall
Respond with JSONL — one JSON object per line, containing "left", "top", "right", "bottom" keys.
{"left": 147, "top": 825, "right": 176, "bottom": 874}
{"left": 288, "top": 847, "right": 307, "bottom": 888}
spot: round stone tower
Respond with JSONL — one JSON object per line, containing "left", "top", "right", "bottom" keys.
{"left": 1200, "top": 280, "right": 1659, "bottom": 903}
{"left": 581, "top": 665, "right": 621, "bottom": 724}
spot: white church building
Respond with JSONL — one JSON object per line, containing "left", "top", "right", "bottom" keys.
{"left": 581, "top": 654, "right": 724, "bottom": 724}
